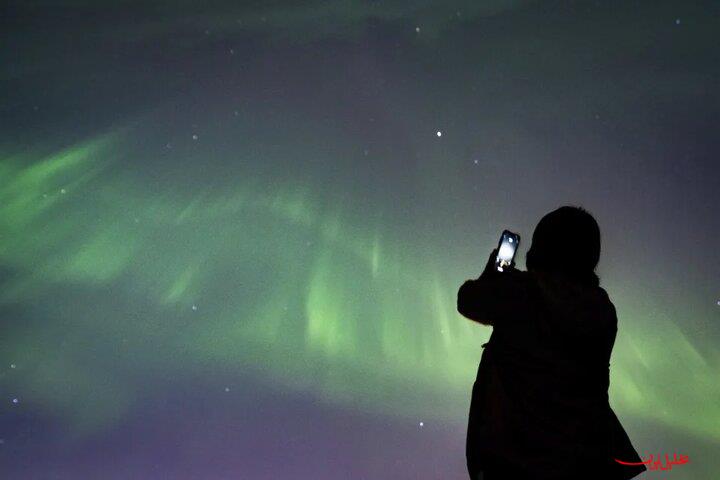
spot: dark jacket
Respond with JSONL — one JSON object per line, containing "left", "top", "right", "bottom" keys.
{"left": 458, "top": 267, "right": 646, "bottom": 480}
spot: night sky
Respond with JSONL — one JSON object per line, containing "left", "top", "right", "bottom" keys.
{"left": 1, "top": 1, "right": 719, "bottom": 478}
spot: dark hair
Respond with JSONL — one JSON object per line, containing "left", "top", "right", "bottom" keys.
{"left": 525, "top": 205, "right": 601, "bottom": 287}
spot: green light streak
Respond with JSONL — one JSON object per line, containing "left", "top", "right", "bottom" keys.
{"left": 0, "top": 132, "right": 717, "bottom": 442}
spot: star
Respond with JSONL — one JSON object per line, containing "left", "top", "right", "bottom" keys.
{"left": 436, "top": 131, "right": 442, "bottom": 137}
{"left": 675, "top": 18, "right": 681, "bottom": 25}
{"left": 192, "top": 304, "right": 198, "bottom": 311}
{"left": 192, "top": 134, "right": 199, "bottom": 140}
{"left": 10, "top": 364, "right": 16, "bottom": 369}
{"left": 419, "top": 421, "right": 424, "bottom": 427}
{"left": 224, "top": 387, "right": 230, "bottom": 392}
{"left": 12, "top": 398, "right": 19, "bottom": 404}
{"left": 473, "top": 159, "right": 479, "bottom": 165}
{"left": 415, "top": 26, "right": 421, "bottom": 33}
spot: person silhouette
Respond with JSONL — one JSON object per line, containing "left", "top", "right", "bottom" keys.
{"left": 457, "top": 206, "right": 646, "bottom": 480}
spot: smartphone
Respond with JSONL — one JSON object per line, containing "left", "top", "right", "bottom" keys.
{"left": 495, "top": 230, "right": 520, "bottom": 272}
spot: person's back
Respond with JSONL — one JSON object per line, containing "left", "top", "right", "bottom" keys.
{"left": 458, "top": 206, "right": 646, "bottom": 480}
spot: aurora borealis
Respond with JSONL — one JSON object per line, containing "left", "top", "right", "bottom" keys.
{"left": 1, "top": 1, "right": 719, "bottom": 478}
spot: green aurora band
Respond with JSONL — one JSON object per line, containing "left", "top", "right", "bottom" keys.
{"left": 1, "top": 131, "right": 718, "bottom": 444}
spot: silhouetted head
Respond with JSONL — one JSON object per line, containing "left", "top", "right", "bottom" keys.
{"left": 525, "top": 206, "right": 601, "bottom": 287}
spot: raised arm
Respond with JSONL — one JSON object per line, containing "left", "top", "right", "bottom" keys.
{"left": 457, "top": 248, "right": 526, "bottom": 326}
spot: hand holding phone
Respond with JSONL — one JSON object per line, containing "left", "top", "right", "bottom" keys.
{"left": 494, "top": 230, "right": 520, "bottom": 272}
